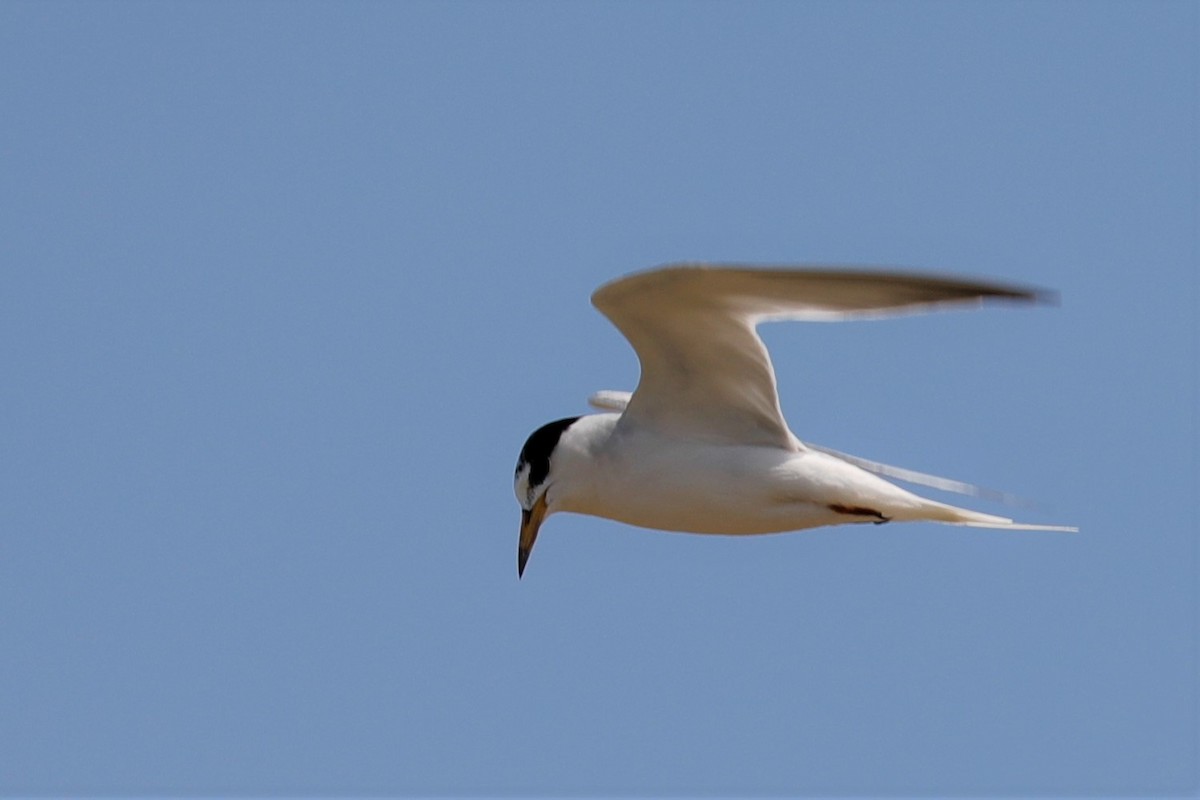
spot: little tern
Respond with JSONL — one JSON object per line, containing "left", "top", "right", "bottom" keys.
{"left": 514, "top": 263, "right": 1076, "bottom": 578}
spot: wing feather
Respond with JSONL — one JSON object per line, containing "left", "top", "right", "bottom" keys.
{"left": 590, "top": 263, "right": 1051, "bottom": 446}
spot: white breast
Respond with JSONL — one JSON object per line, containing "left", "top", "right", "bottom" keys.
{"left": 551, "top": 418, "right": 928, "bottom": 535}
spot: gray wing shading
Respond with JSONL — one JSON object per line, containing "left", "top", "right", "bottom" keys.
{"left": 590, "top": 263, "right": 1052, "bottom": 448}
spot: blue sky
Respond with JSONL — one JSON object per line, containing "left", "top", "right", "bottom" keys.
{"left": 0, "top": 1, "right": 1195, "bottom": 795}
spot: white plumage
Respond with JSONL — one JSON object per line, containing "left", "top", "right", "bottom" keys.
{"left": 514, "top": 263, "right": 1076, "bottom": 577}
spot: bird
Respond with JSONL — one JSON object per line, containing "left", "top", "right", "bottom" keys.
{"left": 513, "top": 263, "right": 1076, "bottom": 578}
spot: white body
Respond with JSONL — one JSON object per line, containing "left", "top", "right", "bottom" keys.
{"left": 547, "top": 413, "right": 1017, "bottom": 535}
{"left": 515, "top": 264, "right": 1076, "bottom": 577}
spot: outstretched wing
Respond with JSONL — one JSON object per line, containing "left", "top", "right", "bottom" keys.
{"left": 590, "top": 263, "right": 1052, "bottom": 448}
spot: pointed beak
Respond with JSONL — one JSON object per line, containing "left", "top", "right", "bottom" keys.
{"left": 518, "top": 492, "right": 549, "bottom": 579}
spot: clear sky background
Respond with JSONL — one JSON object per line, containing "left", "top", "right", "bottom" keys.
{"left": 1, "top": 1, "right": 1195, "bottom": 796}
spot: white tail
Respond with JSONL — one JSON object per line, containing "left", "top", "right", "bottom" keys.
{"left": 915, "top": 500, "right": 1078, "bottom": 532}
{"left": 809, "top": 442, "right": 1078, "bottom": 532}
{"left": 954, "top": 520, "right": 1078, "bottom": 532}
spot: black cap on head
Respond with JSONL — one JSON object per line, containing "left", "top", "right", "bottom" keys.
{"left": 515, "top": 416, "right": 581, "bottom": 489}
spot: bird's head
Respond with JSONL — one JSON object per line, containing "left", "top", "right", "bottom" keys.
{"left": 513, "top": 416, "right": 580, "bottom": 578}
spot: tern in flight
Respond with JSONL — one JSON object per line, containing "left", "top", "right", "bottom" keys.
{"left": 513, "top": 264, "right": 1076, "bottom": 577}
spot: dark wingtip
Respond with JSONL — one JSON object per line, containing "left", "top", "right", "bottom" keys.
{"left": 985, "top": 281, "right": 1060, "bottom": 308}
{"left": 518, "top": 546, "right": 530, "bottom": 579}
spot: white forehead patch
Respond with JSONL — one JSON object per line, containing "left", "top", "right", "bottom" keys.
{"left": 513, "top": 462, "right": 533, "bottom": 508}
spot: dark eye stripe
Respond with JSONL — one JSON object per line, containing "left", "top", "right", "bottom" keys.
{"left": 515, "top": 416, "right": 581, "bottom": 488}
